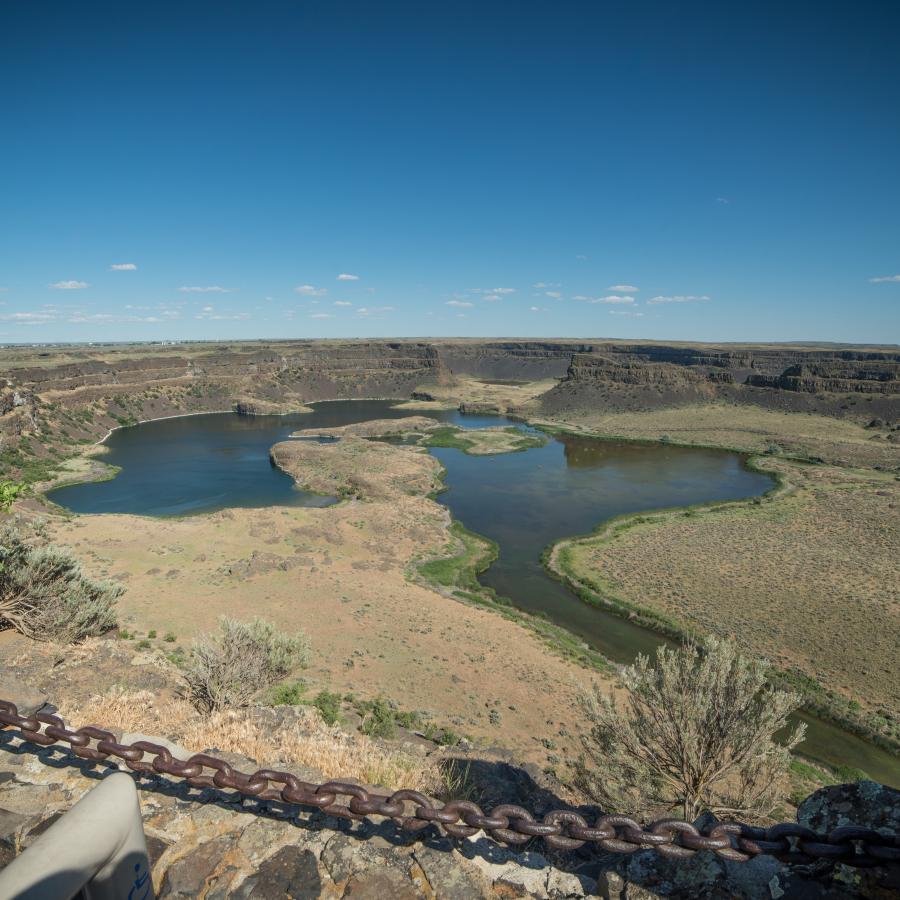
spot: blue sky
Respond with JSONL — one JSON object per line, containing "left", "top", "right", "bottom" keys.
{"left": 1, "top": 1, "right": 898, "bottom": 345}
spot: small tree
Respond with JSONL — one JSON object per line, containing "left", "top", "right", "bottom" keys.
{"left": 576, "top": 639, "right": 805, "bottom": 821}
{"left": 0, "top": 523, "right": 120, "bottom": 642}
{"left": 184, "top": 616, "right": 310, "bottom": 713}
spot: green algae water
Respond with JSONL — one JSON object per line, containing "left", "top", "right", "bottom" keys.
{"left": 48, "top": 401, "right": 899, "bottom": 785}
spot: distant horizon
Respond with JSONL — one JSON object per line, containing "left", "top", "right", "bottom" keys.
{"left": 2, "top": 334, "right": 898, "bottom": 351}
{"left": 2, "top": 1, "right": 898, "bottom": 344}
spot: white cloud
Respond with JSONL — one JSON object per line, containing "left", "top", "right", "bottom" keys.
{"left": 195, "top": 312, "right": 250, "bottom": 320}
{"left": 49, "top": 280, "right": 89, "bottom": 290}
{"left": 333, "top": 300, "right": 353, "bottom": 307}
{"left": 110, "top": 263, "right": 137, "bottom": 271}
{"left": 310, "top": 312, "right": 333, "bottom": 319}
{"left": 607, "top": 284, "right": 638, "bottom": 293}
{"left": 356, "top": 306, "right": 395, "bottom": 316}
{"left": 194, "top": 306, "right": 250, "bottom": 320}
{"left": 869, "top": 274, "right": 900, "bottom": 283}
{"left": 544, "top": 291, "right": 562, "bottom": 299}
{"left": 1, "top": 311, "right": 56, "bottom": 325}
{"left": 472, "top": 287, "right": 515, "bottom": 295}
{"left": 178, "top": 285, "right": 235, "bottom": 293}
{"left": 647, "top": 295, "right": 710, "bottom": 304}
{"left": 482, "top": 294, "right": 501, "bottom": 302}
{"left": 532, "top": 282, "right": 560, "bottom": 289}
{"left": 446, "top": 300, "right": 473, "bottom": 308}
{"left": 529, "top": 305, "right": 548, "bottom": 312}
{"left": 573, "top": 295, "right": 636, "bottom": 304}
{"left": 609, "top": 309, "right": 644, "bottom": 317}
{"left": 337, "top": 273, "right": 360, "bottom": 281}
{"left": 295, "top": 284, "right": 327, "bottom": 296}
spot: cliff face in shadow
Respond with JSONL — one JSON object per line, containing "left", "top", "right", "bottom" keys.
{"left": 538, "top": 344, "right": 900, "bottom": 422}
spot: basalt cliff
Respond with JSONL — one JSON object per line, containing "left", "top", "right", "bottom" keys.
{"left": 1, "top": 339, "right": 898, "bottom": 478}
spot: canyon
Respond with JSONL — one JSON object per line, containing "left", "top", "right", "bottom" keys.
{"left": 2, "top": 339, "right": 899, "bottom": 467}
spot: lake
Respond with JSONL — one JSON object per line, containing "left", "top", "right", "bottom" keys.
{"left": 48, "top": 400, "right": 899, "bottom": 785}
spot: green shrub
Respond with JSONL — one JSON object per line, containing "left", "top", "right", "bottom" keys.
{"left": 576, "top": 639, "right": 804, "bottom": 820}
{"left": 270, "top": 680, "right": 306, "bottom": 705}
{"left": 313, "top": 690, "right": 342, "bottom": 725}
{"left": 360, "top": 697, "right": 396, "bottom": 738}
{"left": 184, "top": 616, "right": 310, "bottom": 713}
{"left": 163, "top": 631, "right": 177, "bottom": 642}
{"left": 0, "top": 524, "right": 120, "bottom": 643}
{"left": 829, "top": 764, "right": 870, "bottom": 783}
{"left": 394, "top": 709, "right": 421, "bottom": 730}
{"left": 0, "top": 481, "right": 25, "bottom": 511}
{"left": 147, "top": 629, "right": 157, "bottom": 639}
{"left": 437, "top": 728, "right": 461, "bottom": 747}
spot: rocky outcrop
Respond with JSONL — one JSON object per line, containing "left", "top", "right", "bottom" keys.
{"left": 439, "top": 342, "right": 587, "bottom": 381}
{"left": 233, "top": 399, "right": 311, "bottom": 416}
{"left": 747, "top": 361, "right": 900, "bottom": 394}
{"left": 1, "top": 639, "right": 897, "bottom": 898}
{"left": 2, "top": 738, "right": 897, "bottom": 898}
{"left": 541, "top": 344, "right": 900, "bottom": 422}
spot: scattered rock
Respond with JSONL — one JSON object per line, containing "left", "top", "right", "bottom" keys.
{"left": 413, "top": 844, "right": 493, "bottom": 899}
{"left": 242, "top": 846, "right": 322, "bottom": 899}
{"left": 160, "top": 835, "right": 234, "bottom": 897}
{"left": 342, "top": 866, "right": 422, "bottom": 899}
{"left": 0, "top": 676, "right": 47, "bottom": 717}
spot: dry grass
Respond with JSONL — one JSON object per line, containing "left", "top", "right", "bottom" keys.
{"left": 529, "top": 401, "right": 899, "bottom": 468}
{"left": 60, "top": 688, "right": 441, "bottom": 793}
{"left": 401, "top": 375, "right": 559, "bottom": 411}
{"left": 270, "top": 436, "right": 442, "bottom": 500}
{"left": 559, "top": 460, "right": 900, "bottom": 718}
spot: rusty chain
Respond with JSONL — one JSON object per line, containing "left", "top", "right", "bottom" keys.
{"left": 1, "top": 698, "right": 897, "bottom": 868}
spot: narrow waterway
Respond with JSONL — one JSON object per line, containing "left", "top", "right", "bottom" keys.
{"left": 48, "top": 401, "right": 899, "bottom": 785}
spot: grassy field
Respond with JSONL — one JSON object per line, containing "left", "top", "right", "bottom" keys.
{"left": 552, "top": 458, "right": 899, "bottom": 749}
{"left": 526, "top": 401, "right": 899, "bottom": 469}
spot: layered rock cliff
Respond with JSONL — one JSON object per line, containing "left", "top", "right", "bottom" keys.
{"left": 2, "top": 339, "right": 899, "bottom": 482}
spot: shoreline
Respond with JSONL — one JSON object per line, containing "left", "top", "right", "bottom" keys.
{"left": 30, "top": 399, "right": 898, "bottom": 767}
{"left": 541, "top": 457, "right": 899, "bottom": 762}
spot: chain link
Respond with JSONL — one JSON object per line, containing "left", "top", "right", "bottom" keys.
{"left": 1, "top": 698, "right": 897, "bottom": 867}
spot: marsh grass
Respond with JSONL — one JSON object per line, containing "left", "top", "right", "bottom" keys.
{"left": 555, "top": 459, "right": 900, "bottom": 750}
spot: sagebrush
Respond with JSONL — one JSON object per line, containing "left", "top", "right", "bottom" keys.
{"left": 0, "top": 523, "right": 120, "bottom": 642}
{"left": 184, "top": 616, "right": 310, "bottom": 713}
{"left": 576, "top": 639, "right": 805, "bottom": 821}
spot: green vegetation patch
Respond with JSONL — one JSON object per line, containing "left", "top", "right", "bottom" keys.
{"left": 421, "top": 425, "right": 547, "bottom": 455}
{"left": 415, "top": 521, "right": 612, "bottom": 673}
